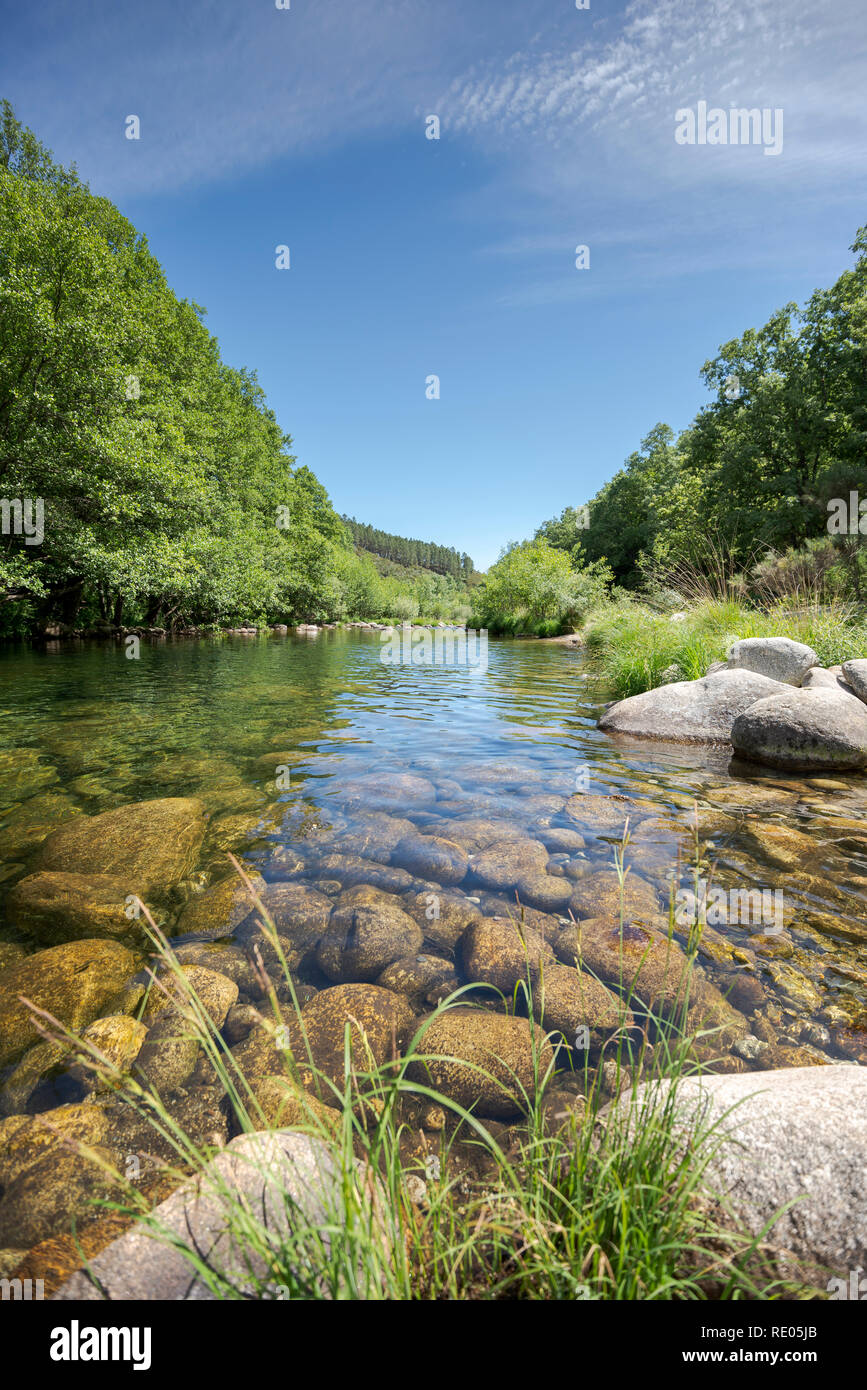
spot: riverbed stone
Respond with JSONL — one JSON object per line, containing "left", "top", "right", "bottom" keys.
{"left": 726, "top": 637, "right": 819, "bottom": 686}
{"left": 391, "top": 834, "right": 469, "bottom": 886}
{"left": 512, "top": 871, "right": 573, "bottom": 913}
{"left": 444, "top": 818, "right": 529, "bottom": 853}
{"left": 0, "top": 792, "right": 83, "bottom": 859}
{"left": 323, "top": 814, "right": 418, "bottom": 863}
{"left": 307, "top": 851, "right": 417, "bottom": 895}
{"left": 562, "top": 791, "right": 645, "bottom": 834}
{"left": 598, "top": 670, "right": 786, "bottom": 744}
{"left": 376, "top": 954, "right": 460, "bottom": 1006}
{"left": 0, "top": 749, "right": 58, "bottom": 806}
{"left": 561, "top": 917, "right": 698, "bottom": 1019}
{"left": 174, "top": 871, "right": 265, "bottom": 940}
{"left": 731, "top": 687, "right": 867, "bottom": 771}
{"left": 534, "top": 961, "right": 634, "bottom": 1051}
{"left": 316, "top": 887, "right": 423, "bottom": 982}
{"left": 0, "top": 1144, "right": 124, "bottom": 1249}
{"left": 478, "top": 898, "right": 566, "bottom": 943}
{"left": 142, "top": 964, "right": 239, "bottom": 1030}
{"left": 400, "top": 888, "right": 483, "bottom": 953}
{"left": 72, "top": 1015, "right": 148, "bottom": 1092}
{"left": 339, "top": 772, "right": 436, "bottom": 812}
{"left": 0, "top": 939, "right": 137, "bottom": 1068}
{"left": 5, "top": 871, "right": 147, "bottom": 944}
{"left": 536, "top": 827, "right": 586, "bottom": 854}
{"left": 253, "top": 881, "right": 333, "bottom": 949}
{"left": 0, "top": 1103, "right": 125, "bottom": 1247}
{"left": 468, "top": 839, "right": 548, "bottom": 891}
{"left": 281, "top": 983, "right": 414, "bottom": 1102}
{"left": 34, "top": 797, "right": 207, "bottom": 892}
{"left": 459, "top": 916, "right": 554, "bottom": 995}
{"left": 567, "top": 869, "right": 662, "bottom": 925}
{"left": 134, "top": 1013, "right": 201, "bottom": 1095}
{"left": 612, "top": 1067, "right": 867, "bottom": 1281}
{"left": 407, "top": 1009, "right": 553, "bottom": 1119}
{"left": 460, "top": 917, "right": 628, "bottom": 1049}
{"left": 249, "top": 1074, "right": 341, "bottom": 1134}
{"left": 0, "top": 1038, "right": 69, "bottom": 1115}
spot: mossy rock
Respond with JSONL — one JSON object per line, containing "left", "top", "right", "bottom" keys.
{"left": 174, "top": 871, "right": 264, "bottom": 940}
{"left": 562, "top": 917, "right": 697, "bottom": 1020}
{"left": 282, "top": 983, "right": 414, "bottom": 1105}
{"left": 34, "top": 797, "right": 207, "bottom": 892}
{"left": 407, "top": 1008, "right": 553, "bottom": 1119}
{"left": 0, "top": 939, "right": 137, "bottom": 1068}
{"left": 5, "top": 871, "right": 149, "bottom": 945}
{"left": 0, "top": 791, "right": 83, "bottom": 859}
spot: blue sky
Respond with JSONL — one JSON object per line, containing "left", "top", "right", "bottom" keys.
{"left": 2, "top": 0, "right": 865, "bottom": 569}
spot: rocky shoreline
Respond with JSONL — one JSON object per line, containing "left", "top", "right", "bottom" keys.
{"left": 600, "top": 636, "right": 867, "bottom": 772}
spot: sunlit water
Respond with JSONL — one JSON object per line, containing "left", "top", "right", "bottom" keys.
{"left": 1, "top": 629, "right": 866, "bottom": 1068}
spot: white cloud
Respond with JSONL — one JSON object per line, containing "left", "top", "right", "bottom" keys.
{"left": 438, "top": 0, "right": 865, "bottom": 187}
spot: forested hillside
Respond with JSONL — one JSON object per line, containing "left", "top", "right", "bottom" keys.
{"left": 343, "top": 517, "right": 474, "bottom": 581}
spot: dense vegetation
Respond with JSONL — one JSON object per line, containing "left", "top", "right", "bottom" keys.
{"left": 0, "top": 103, "right": 472, "bottom": 638}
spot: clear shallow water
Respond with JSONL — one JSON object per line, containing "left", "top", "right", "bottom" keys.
{"left": 1, "top": 629, "right": 866, "bottom": 1066}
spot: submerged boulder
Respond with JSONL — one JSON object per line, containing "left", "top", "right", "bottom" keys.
{"left": 0, "top": 1104, "right": 124, "bottom": 1248}
{"left": 726, "top": 637, "right": 818, "bottom": 686}
{"left": 731, "top": 687, "right": 867, "bottom": 771}
{"left": 6, "top": 871, "right": 148, "bottom": 944}
{"left": 174, "top": 871, "right": 265, "bottom": 941}
{"left": 391, "top": 833, "right": 469, "bottom": 886}
{"left": 34, "top": 797, "right": 207, "bottom": 892}
{"left": 560, "top": 917, "right": 697, "bottom": 1020}
{"left": 281, "top": 982, "right": 414, "bottom": 1102}
{"left": 598, "top": 670, "right": 785, "bottom": 744}
{"left": 316, "top": 886, "right": 423, "bottom": 982}
{"left": 407, "top": 1008, "right": 552, "bottom": 1119}
{"left": 0, "top": 939, "right": 136, "bottom": 1068}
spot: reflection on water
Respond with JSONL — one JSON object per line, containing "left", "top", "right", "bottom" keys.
{"left": 1, "top": 629, "right": 866, "bottom": 1067}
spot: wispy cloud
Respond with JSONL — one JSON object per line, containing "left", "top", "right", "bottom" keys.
{"left": 437, "top": 0, "right": 866, "bottom": 187}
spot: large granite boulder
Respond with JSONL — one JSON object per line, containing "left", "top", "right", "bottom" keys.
{"left": 52, "top": 1130, "right": 376, "bottom": 1299}
{"left": 841, "top": 659, "right": 867, "bottom": 703}
{"left": 598, "top": 670, "right": 785, "bottom": 744}
{"left": 611, "top": 1067, "right": 867, "bottom": 1282}
{"left": 731, "top": 687, "right": 867, "bottom": 771}
{"left": 726, "top": 637, "right": 819, "bottom": 686}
